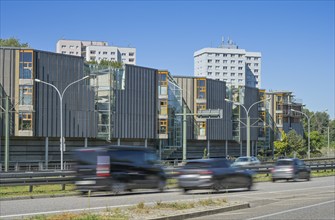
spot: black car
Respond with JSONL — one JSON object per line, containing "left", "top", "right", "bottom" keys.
{"left": 73, "top": 146, "right": 166, "bottom": 195}
{"left": 271, "top": 158, "right": 311, "bottom": 182}
{"left": 177, "top": 158, "right": 254, "bottom": 193}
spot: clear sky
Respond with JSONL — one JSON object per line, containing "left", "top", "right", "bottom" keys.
{"left": 1, "top": 0, "right": 334, "bottom": 118}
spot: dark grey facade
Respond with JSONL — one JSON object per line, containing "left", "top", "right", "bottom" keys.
{"left": 113, "top": 65, "right": 158, "bottom": 139}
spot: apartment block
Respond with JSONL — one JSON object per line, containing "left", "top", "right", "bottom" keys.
{"left": 194, "top": 39, "right": 261, "bottom": 88}
{"left": 56, "top": 39, "right": 136, "bottom": 65}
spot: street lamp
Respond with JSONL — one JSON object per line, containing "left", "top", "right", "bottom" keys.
{"left": 35, "top": 75, "right": 89, "bottom": 170}
{"left": 290, "top": 109, "right": 312, "bottom": 159}
{"left": 225, "top": 97, "right": 270, "bottom": 157}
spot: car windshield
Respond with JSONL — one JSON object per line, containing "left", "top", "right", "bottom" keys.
{"left": 276, "top": 160, "right": 293, "bottom": 166}
{"left": 236, "top": 157, "right": 249, "bottom": 162}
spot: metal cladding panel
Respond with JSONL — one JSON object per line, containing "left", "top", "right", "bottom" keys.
{"left": 0, "top": 48, "right": 17, "bottom": 136}
{"left": 34, "top": 51, "right": 96, "bottom": 138}
{"left": 114, "top": 65, "right": 158, "bottom": 139}
{"left": 206, "top": 79, "right": 226, "bottom": 140}
{"left": 240, "top": 86, "right": 259, "bottom": 141}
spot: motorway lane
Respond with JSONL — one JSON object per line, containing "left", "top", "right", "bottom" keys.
{"left": 0, "top": 176, "right": 334, "bottom": 219}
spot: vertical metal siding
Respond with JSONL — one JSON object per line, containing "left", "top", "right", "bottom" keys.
{"left": 114, "top": 65, "right": 158, "bottom": 139}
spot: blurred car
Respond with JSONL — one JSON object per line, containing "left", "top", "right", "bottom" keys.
{"left": 177, "top": 158, "right": 254, "bottom": 193}
{"left": 231, "top": 156, "right": 261, "bottom": 167}
{"left": 271, "top": 158, "right": 311, "bottom": 182}
{"left": 73, "top": 146, "right": 167, "bottom": 195}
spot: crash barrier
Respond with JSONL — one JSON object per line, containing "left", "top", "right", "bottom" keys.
{"left": 1, "top": 159, "right": 334, "bottom": 192}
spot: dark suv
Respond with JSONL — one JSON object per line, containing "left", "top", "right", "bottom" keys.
{"left": 73, "top": 146, "right": 166, "bottom": 195}
{"left": 271, "top": 158, "right": 311, "bottom": 182}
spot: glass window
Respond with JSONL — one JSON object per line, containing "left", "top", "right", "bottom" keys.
{"left": 19, "top": 113, "right": 32, "bottom": 130}
{"left": 19, "top": 86, "right": 33, "bottom": 105}
{"left": 20, "top": 52, "right": 32, "bottom": 62}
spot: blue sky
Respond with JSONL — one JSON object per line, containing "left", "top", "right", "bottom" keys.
{"left": 1, "top": 0, "right": 334, "bottom": 118}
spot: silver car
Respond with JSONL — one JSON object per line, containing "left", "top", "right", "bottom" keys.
{"left": 177, "top": 158, "right": 254, "bottom": 193}
{"left": 271, "top": 158, "right": 311, "bottom": 182}
{"left": 231, "top": 156, "right": 261, "bottom": 167}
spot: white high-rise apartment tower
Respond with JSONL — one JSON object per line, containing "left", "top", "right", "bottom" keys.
{"left": 56, "top": 39, "right": 136, "bottom": 65}
{"left": 194, "top": 39, "right": 261, "bottom": 88}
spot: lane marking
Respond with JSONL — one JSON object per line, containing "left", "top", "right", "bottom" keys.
{"left": 247, "top": 200, "right": 335, "bottom": 220}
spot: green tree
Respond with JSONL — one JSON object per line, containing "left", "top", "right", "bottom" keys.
{"left": 99, "top": 60, "right": 123, "bottom": 68}
{"left": 0, "top": 37, "right": 29, "bottom": 47}
{"left": 309, "top": 131, "right": 323, "bottom": 155}
{"left": 274, "top": 131, "right": 289, "bottom": 157}
{"left": 287, "top": 130, "right": 305, "bottom": 157}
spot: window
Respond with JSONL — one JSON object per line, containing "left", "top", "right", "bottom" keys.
{"left": 223, "top": 66, "right": 227, "bottom": 70}
{"left": 69, "top": 45, "right": 74, "bottom": 49}
{"left": 231, "top": 54, "right": 235, "bottom": 57}
{"left": 129, "top": 53, "right": 134, "bottom": 56}
{"left": 238, "top": 67, "right": 243, "bottom": 70}
{"left": 208, "top": 66, "right": 212, "bottom": 70}
{"left": 231, "top": 60, "right": 235, "bottom": 64}
{"left": 215, "top": 66, "right": 220, "bottom": 70}
{"left": 208, "top": 59, "right": 212, "bottom": 63}
{"left": 254, "top": 57, "right": 259, "bottom": 61}
{"left": 19, "top": 51, "right": 33, "bottom": 79}
{"left": 196, "top": 103, "right": 206, "bottom": 113}
{"left": 19, "top": 86, "right": 32, "bottom": 105}
{"left": 255, "top": 69, "right": 259, "bottom": 73}
{"left": 61, "top": 45, "right": 66, "bottom": 48}
{"left": 208, "top": 53, "right": 213, "bottom": 56}
{"left": 231, "top": 66, "right": 235, "bottom": 70}
{"left": 159, "top": 120, "right": 168, "bottom": 134}
{"left": 69, "top": 52, "right": 74, "bottom": 54}
{"left": 111, "top": 52, "right": 115, "bottom": 55}
{"left": 231, "top": 73, "right": 235, "bottom": 76}
{"left": 208, "top": 72, "right": 212, "bottom": 75}
{"left": 238, "top": 60, "right": 243, "bottom": 64}
{"left": 223, "top": 54, "right": 227, "bottom": 57}
{"left": 238, "top": 79, "right": 243, "bottom": 83}
{"left": 90, "top": 50, "right": 96, "bottom": 54}
{"left": 247, "top": 57, "right": 251, "bottom": 60}
{"left": 215, "top": 72, "right": 220, "bottom": 76}
{"left": 223, "top": 72, "right": 227, "bottom": 76}
{"left": 238, "top": 54, "right": 243, "bottom": 57}
{"left": 223, "top": 60, "right": 227, "bottom": 63}
{"left": 197, "top": 79, "right": 206, "bottom": 99}
{"left": 62, "top": 51, "right": 66, "bottom": 54}
{"left": 238, "top": 73, "right": 243, "bottom": 76}
{"left": 215, "top": 60, "right": 220, "bottom": 63}
{"left": 254, "top": 63, "right": 258, "bottom": 67}
{"left": 103, "top": 51, "right": 107, "bottom": 55}
{"left": 247, "top": 63, "right": 251, "bottom": 66}
{"left": 19, "top": 113, "right": 32, "bottom": 130}
{"left": 231, "top": 79, "right": 235, "bottom": 82}
{"left": 129, "top": 58, "right": 134, "bottom": 62}
{"left": 122, "top": 53, "right": 126, "bottom": 56}
{"left": 215, "top": 53, "right": 220, "bottom": 57}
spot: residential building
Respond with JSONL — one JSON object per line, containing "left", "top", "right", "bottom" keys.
{"left": 194, "top": 39, "right": 261, "bottom": 88}
{"left": 56, "top": 39, "right": 136, "bottom": 65}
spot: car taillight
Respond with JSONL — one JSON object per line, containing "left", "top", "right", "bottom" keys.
{"left": 96, "top": 164, "right": 110, "bottom": 177}
{"left": 270, "top": 167, "right": 275, "bottom": 173}
{"left": 199, "top": 170, "right": 213, "bottom": 175}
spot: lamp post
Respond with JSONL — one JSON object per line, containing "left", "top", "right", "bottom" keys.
{"left": 35, "top": 75, "right": 89, "bottom": 170}
{"left": 290, "top": 109, "right": 312, "bottom": 159}
{"left": 225, "top": 98, "right": 270, "bottom": 157}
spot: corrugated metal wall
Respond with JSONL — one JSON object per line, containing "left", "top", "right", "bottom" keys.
{"left": 113, "top": 65, "right": 158, "bottom": 139}
{"left": 34, "top": 51, "right": 97, "bottom": 138}
{"left": 206, "top": 79, "right": 233, "bottom": 140}
{"left": 240, "top": 86, "right": 259, "bottom": 141}
{"left": 0, "top": 48, "right": 18, "bottom": 136}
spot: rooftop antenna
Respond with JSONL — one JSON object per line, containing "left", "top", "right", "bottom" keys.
{"left": 221, "top": 36, "right": 224, "bottom": 47}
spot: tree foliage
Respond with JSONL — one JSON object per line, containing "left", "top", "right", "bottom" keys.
{"left": 274, "top": 130, "right": 306, "bottom": 158}
{"left": 0, "top": 37, "right": 29, "bottom": 47}
{"left": 85, "top": 60, "right": 123, "bottom": 69}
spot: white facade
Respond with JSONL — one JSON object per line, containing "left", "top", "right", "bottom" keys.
{"left": 194, "top": 43, "right": 261, "bottom": 88}
{"left": 56, "top": 39, "right": 136, "bottom": 65}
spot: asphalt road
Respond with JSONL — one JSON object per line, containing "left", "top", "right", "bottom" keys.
{"left": 1, "top": 176, "right": 334, "bottom": 219}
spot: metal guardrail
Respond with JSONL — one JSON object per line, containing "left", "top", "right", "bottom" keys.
{"left": 1, "top": 159, "right": 334, "bottom": 192}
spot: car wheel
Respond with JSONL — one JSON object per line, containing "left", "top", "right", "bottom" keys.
{"left": 293, "top": 174, "right": 298, "bottom": 182}
{"left": 272, "top": 178, "right": 276, "bottom": 183}
{"left": 306, "top": 174, "right": 311, "bottom": 181}
{"left": 212, "top": 180, "right": 222, "bottom": 192}
{"left": 183, "top": 188, "right": 189, "bottom": 194}
{"left": 111, "top": 180, "right": 126, "bottom": 195}
{"left": 247, "top": 178, "right": 253, "bottom": 190}
{"left": 158, "top": 179, "right": 166, "bottom": 192}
